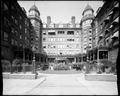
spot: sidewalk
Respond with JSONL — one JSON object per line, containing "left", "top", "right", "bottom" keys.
{"left": 76, "top": 74, "right": 118, "bottom": 95}
{"left": 3, "top": 77, "right": 46, "bottom": 95}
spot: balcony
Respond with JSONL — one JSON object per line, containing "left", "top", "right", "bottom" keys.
{"left": 104, "top": 29, "right": 110, "bottom": 38}
{"left": 109, "top": 31, "right": 119, "bottom": 49}
{"left": 113, "top": 3, "right": 119, "bottom": 12}
{"left": 112, "top": 17, "right": 119, "bottom": 25}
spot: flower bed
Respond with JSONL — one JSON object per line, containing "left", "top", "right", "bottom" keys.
{"left": 85, "top": 74, "right": 117, "bottom": 82}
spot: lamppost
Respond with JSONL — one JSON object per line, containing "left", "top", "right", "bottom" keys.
{"left": 32, "top": 45, "right": 36, "bottom": 74}
{"left": 86, "top": 46, "right": 90, "bottom": 74}
{"left": 23, "top": 45, "right": 26, "bottom": 73}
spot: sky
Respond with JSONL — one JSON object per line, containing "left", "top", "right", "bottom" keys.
{"left": 18, "top": 1, "right": 104, "bottom": 23}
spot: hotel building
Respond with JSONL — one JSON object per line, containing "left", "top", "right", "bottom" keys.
{"left": 42, "top": 16, "right": 82, "bottom": 64}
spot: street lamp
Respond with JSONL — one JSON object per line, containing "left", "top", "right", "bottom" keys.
{"left": 23, "top": 45, "right": 26, "bottom": 73}
{"left": 32, "top": 45, "right": 36, "bottom": 74}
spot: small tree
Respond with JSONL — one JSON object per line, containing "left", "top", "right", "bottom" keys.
{"left": 100, "top": 59, "right": 115, "bottom": 74}
{"left": 12, "top": 59, "right": 23, "bottom": 72}
{"left": 1, "top": 59, "right": 11, "bottom": 72}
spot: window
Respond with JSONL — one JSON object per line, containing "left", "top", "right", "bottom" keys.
{"left": 20, "top": 35, "right": 22, "bottom": 39}
{"left": 11, "top": 5, "right": 14, "bottom": 10}
{"left": 48, "top": 32, "right": 56, "bottom": 35}
{"left": 84, "top": 10, "right": 92, "bottom": 16}
{"left": 20, "top": 43, "right": 22, "bottom": 47}
{"left": 59, "top": 38, "right": 63, "bottom": 41}
{"left": 43, "top": 46, "right": 46, "bottom": 48}
{"left": 43, "top": 33, "right": 46, "bottom": 35}
{"left": 76, "top": 31, "right": 79, "bottom": 34}
{"left": 58, "top": 31, "right": 64, "bottom": 34}
{"left": 20, "top": 16, "right": 22, "bottom": 20}
{"left": 11, "top": 28, "right": 14, "bottom": 33}
{"left": 43, "top": 38, "right": 46, "bottom": 41}
{"left": 3, "top": 3, "right": 8, "bottom": 11}
{"left": 4, "top": 17, "right": 10, "bottom": 26}
{"left": 30, "top": 11, "right": 35, "bottom": 15}
{"left": 15, "top": 40, "right": 17, "bottom": 45}
{"left": 11, "top": 39, "right": 14, "bottom": 45}
{"left": 15, "top": 19, "right": 18, "bottom": 25}
{"left": 25, "top": 28, "right": 27, "bottom": 33}
{"left": 49, "top": 24, "right": 54, "bottom": 28}
{"left": 4, "top": 32, "right": 8, "bottom": 41}
{"left": 67, "top": 31, "right": 74, "bottom": 35}
{"left": 25, "top": 37, "right": 27, "bottom": 40}
{"left": 19, "top": 25, "right": 22, "bottom": 29}
{"left": 31, "top": 20, "right": 35, "bottom": 24}
{"left": 11, "top": 16, "right": 14, "bottom": 21}
{"left": 27, "top": 22, "right": 29, "bottom": 27}
{"left": 67, "top": 39, "right": 74, "bottom": 41}
{"left": 15, "top": 30, "right": 18, "bottom": 36}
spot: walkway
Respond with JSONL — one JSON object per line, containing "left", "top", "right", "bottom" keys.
{"left": 3, "top": 72, "right": 118, "bottom": 95}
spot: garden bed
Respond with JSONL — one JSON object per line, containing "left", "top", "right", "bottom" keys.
{"left": 85, "top": 74, "right": 117, "bottom": 82}
{"left": 3, "top": 72, "right": 37, "bottom": 79}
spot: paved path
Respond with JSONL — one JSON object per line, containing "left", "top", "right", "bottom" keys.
{"left": 3, "top": 73, "right": 118, "bottom": 95}
{"left": 25, "top": 74, "right": 118, "bottom": 95}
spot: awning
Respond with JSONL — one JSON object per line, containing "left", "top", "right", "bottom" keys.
{"left": 114, "top": 17, "right": 119, "bottom": 22}
{"left": 115, "top": 3, "right": 119, "bottom": 7}
{"left": 111, "top": 31, "right": 119, "bottom": 38}
{"left": 110, "top": 25, "right": 113, "bottom": 29}
{"left": 106, "top": 16, "right": 110, "bottom": 20}
{"left": 104, "top": 16, "right": 110, "bottom": 22}
{"left": 105, "top": 29, "right": 109, "bottom": 33}
{"left": 109, "top": 11, "right": 113, "bottom": 16}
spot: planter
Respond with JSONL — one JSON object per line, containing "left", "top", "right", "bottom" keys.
{"left": 85, "top": 74, "right": 117, "bottom": 81}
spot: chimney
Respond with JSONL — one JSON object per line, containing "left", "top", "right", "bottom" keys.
{"left": 47, "top": 16, "right": 51, "bottom": 25}
{"left": 71, "top": 16, "right": 75, "bottom": 24}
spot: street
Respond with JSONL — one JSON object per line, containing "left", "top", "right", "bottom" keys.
{"left": 3, "top": 73, "right": 118, "bottom": 95}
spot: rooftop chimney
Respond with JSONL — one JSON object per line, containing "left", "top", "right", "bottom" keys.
{"left": 47, "top": 16, "right": 51, "bottom": 25}
{"left": 71, "top": 16, "right": 75, "bottom": 24}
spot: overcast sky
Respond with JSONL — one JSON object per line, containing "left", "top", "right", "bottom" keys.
{"left": 18, "top": 1, "right": 104, "bottom": 23}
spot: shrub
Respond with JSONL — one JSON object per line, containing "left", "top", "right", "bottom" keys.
{"left": 54, "top": 64, "right": 69, "bottom": 70}
{"left": 1, "top": 59, "right": 11, "bottom": 66}
{"left": 100, "top": 59, "right": 114, "bottom": 67}
{"left": 12, "top": 59, "right": 23, "bottom": 65}
{"left": 1, "top": 59, "right": 11, "bottom": 72}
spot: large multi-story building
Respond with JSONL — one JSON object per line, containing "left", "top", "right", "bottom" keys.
{"left": 42, "top": 16, "right": 82, "bottom": 64}
{"left": 91, "top": 1, "right": 119, "bottom": 64}
{"left": 1, "top": 0, "right": 35, "bottom": 62}
{"left": 80, "top": 4, "right": 94, "bottom": 53}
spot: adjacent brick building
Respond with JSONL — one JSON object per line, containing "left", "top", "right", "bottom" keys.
{"left": 91, "top": 1, "right": 119, "bottom": 64}
{"left": 1, "top": 0, "right": 35, "bottom": 62}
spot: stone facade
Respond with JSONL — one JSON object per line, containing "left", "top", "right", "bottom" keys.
{"left": 42, "top": 16, "right": 82, "bottom": 63}
{"left": 80, "top": 4, "right": 94, "bottom": 53}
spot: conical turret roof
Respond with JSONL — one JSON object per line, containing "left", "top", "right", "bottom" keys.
{"left": 29, "top": 4, "right": 38, "bottom": 11}
{"left": 82, "top": 4, "right": 94, "bottom": 15}
{"left": 29, "top": 4, "right": 40, "bottom": 16}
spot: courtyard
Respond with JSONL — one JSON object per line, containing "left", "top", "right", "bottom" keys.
{"left": 3, "top": 70, "right": 118, "bottom": 95}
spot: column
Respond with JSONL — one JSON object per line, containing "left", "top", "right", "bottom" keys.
{"left": 74, "top": 57, "right": 76, "bottom": 63}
